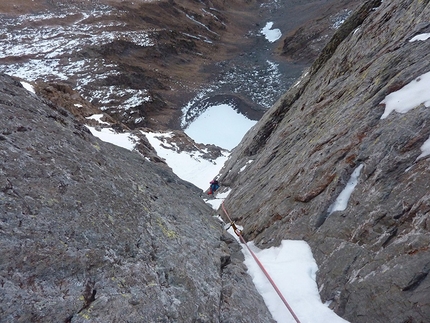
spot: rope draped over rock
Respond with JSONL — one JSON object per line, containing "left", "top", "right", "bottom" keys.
{"left": 221, "top": 201, "right": 302, "bottom": 323}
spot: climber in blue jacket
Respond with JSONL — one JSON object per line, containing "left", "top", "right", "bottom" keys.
{"left": 208, "top": 179, "right": 220, "bottom": 195}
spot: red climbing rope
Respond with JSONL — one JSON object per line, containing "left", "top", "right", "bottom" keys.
{"left": 221, "top": 201, "right": 302, "bottom": 323}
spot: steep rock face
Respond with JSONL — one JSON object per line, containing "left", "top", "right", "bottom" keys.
{"left": 279, "top": 0, "right": 360, "bottom": 64}
{"left": 0, "top": 74, "right": 275, "bottom": 323}
{"left": 219, "top": 0, "right": 430, "bottom": 322}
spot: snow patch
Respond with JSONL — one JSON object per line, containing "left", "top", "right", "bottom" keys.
{"left": 239, "top": 160, "right": 254, "bottom": 173}
{"left": 142, "top": 130, "right": 229, "bottom": 190}
{"left": 21, "top": 81, "right": 35, "bottom": 93}
{"left": 86, "top": 126, "right": 138, "bottom": 151}
{"left": 417, "top": 137, "right": 430, "bottom": 160}
{"left": 229, "top": 237, "right": 350, "bottom": 323}
{"left": 410, "top": 33, "right": 430, "bottom": 42}
{"left": 184, "top": 104, "right": 257, "bottom": 151}
{"left": 86, "top": 114, "right": 110, "bottom": 125}
{"left": 261, "top": 22, "right": 282, "bottom": 43}
{"left": 331, "top": 9, "right": 351, "bottom": 29}
{"left": 327, "top": 164, "right": 363, "bottom": 214}
{"left": 205, "top": 189, "right": 231, "bottom": 209}
{"left": 379, "top": 70, "right": 430, "bottom": 162}
{"left": 380, "top": 71, "right": 430, "bottom": 119}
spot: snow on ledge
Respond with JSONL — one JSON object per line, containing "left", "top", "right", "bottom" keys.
{"left": 21, "top": 81, "right": 35, "bottom": 93}
{"left": 380, "top": 71, "right": 430, "bottom": 119}
{"left": 409, "top": 33, "right": 430, "bottom": 42}
{"left": 327, "top": 164, "right": 363, "bottom": 215}
{"left": 230, "top": 233, "right": 350, "bottom": 323}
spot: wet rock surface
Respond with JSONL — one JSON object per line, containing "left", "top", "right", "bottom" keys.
{"left": 219, "top": 1, "right": 430, "bottom": 322}
{"left": 0, "top": 74, "right": 275, "bottom": 323}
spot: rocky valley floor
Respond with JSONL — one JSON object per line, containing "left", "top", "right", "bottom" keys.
{"left": 0, "top": 0, "right": 359, "bottom": 132}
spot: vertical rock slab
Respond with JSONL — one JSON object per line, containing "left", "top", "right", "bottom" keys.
{"left": 219, "top": 1, "right": 430, "bottom": 322}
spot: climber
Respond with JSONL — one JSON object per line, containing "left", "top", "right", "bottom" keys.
{"left": 207, "top": 178, "right": 220, "bottom": 195}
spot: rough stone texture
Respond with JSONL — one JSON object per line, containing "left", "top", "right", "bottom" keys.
{"left": 0, "top": 74, "right": 275, "bottom": 323}
{"left": 280, "top": 0, "right": 360, "bottom": 64}
{"left": 219, "top": 1, "right": 430, "bottom": 322}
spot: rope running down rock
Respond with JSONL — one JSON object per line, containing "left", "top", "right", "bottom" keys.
{"left": 221, "top": 201, "right": 302, "bottom": 323}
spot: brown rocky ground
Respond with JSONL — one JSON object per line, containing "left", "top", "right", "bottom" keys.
{"left": 1, "top": 0, "right": 262, "bottom": 129}
{"left": 0, "top": 0, "right": 359, "bottom": 131}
